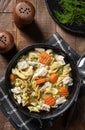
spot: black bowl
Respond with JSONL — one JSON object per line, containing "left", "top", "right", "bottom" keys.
{"left": 5, "top": 43, "right": 80, "bottom": 119}
{"left": 45, "top": 0, "right": 85, "bottom": 36}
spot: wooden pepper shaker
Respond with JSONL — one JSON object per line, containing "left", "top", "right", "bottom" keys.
{"left": 13, "top": 0, "right": 35, "bottom": 28}
{"left": 0, "top": 30, "right": 14, "bottom": 54}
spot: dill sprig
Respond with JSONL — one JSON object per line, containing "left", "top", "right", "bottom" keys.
{"left": 54, "top": 0, "right": 85, "bottom": 26}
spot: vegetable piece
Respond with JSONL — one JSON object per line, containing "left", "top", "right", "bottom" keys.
{"left": 24, "top": 99, "right": 32, "bottom": 107}
{"left": 39, "top": 52, "right": 51, "bottom": 65}
{"left": 36, "top": 78, "right": 46, "bottom": 85}
{"left": 59, "top": 86, "right": 69, "bottom": 97}
{"left": 45, "top": 95, "right": 56, "bottom": 106}
{"left": 10, "top": 73, "right": 17, "bottom": 82}
{"left": 49, "top": 73, "right": 58, "bottom": 83}
{"left": 54, "top": 0, "right": 85, "bottom": 26}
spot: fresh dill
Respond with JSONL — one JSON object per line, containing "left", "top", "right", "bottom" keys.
{"left": 54, "top": 0, "right": 85, "bottom": 26}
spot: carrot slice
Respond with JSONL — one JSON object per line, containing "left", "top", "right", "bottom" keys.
{"left": 10, "top": 73, "right": 17, "bottom": 82}
{"left": 36, "top": 78, "right": 46, "bottom": 85}
{"left": 24, "top": 99, "right": 32, "bottom": 107}
{"left": 49, "top": 73, "right": 58, "bottom": 83}
{"left": 39, "top": 52, "right": 51, "bottom": 65}
{"left": 59, "top": 86, "right": 69, "bottom": 97}
{"left": 45, "top": 95, "right": 56, "bottom": 106}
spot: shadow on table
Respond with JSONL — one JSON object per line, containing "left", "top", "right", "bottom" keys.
{"left": 19, "top": 20, "right": 45, "bottom": 43}
{"left": 1, "top": 44, "right": 18, "bottom": 62}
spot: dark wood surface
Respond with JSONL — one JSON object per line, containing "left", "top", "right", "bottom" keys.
{"left": 0, "top": 0, "right": 85, "bottom": 130}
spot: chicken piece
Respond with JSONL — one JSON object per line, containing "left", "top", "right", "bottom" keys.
{"left": 40, "top": 82, "right": 52, "bottom": 92}
{"left": 11, "top": 87, "right": 21, "bottom": 94}
{"left": 46, "top": 49, "right": 53, "bottom": 54}
{"left": 55, "top": 54, "right": 65, "bottom": 66}
{"left": 35, "top": 48, "right": 45, "bottom": 52}
{"left": 14, "top": 94, "right": 22, "bottom": 104}
{"left": 56, "top": 97, "right": 67, "bottom": 105}
{"left": 17, "top": 60, "right": 28, "bottom": 70}
{"left": 33, "top": 66, "right": 47, "bottom": 78}
{"left": 63, "top": 76, "right": 73, "bottom": 86}
{"left": 42, "top": 104, "right": 50, "bottom": 111}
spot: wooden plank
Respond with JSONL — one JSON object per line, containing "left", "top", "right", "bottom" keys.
{"left": 0, "top": 0, "right": 16, "bottom": 12}
{"left": 0, "top": 13, "right": 16, "bottom": 37}
{"left": 36, "top": 0, "right": 56, "bottom": 36}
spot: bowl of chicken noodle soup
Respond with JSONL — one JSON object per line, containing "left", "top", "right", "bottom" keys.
{"left": 5, "top": 43, "right": 80, "bottom": 119}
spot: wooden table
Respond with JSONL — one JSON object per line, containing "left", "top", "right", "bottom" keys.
{"left": 0, "top": 0, "right": 85, "bottom": 130}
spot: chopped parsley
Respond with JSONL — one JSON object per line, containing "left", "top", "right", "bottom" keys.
{"left": 54, "top": 0, "right": 85, "bottom": 25}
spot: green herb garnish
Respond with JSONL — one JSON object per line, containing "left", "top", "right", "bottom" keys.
{"left": 54, "top": 0, "right": 85, "bottom": 25}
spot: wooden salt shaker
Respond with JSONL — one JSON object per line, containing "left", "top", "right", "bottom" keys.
{"left": 0, "top": 30, "right": 14, "bottom": 54}
{"left": 13, "top": 0, "right": 35, "bottom": 28}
